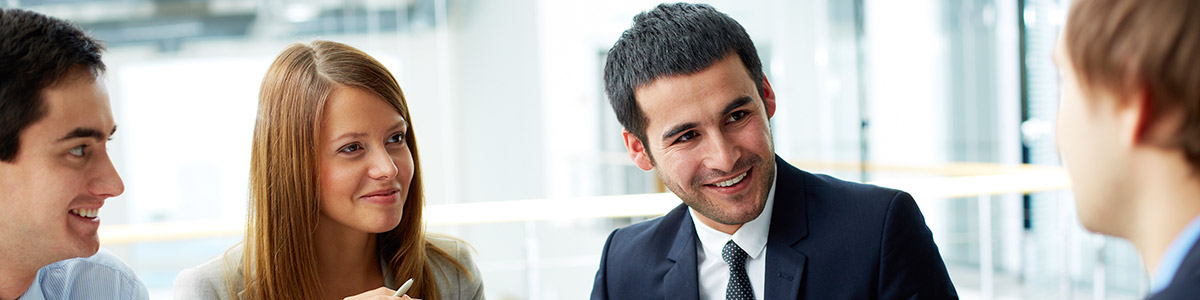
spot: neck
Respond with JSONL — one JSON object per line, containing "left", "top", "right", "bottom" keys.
{"left": 1124, "top": 153, "right": 1200, "bottom": 277}
{"left": 0, "top": 268, "right": 36, "bottom": 300}
{"left": 695, "top": 213, "right": 743, "bottom": 235}
{"left": 314, "top": 215, "right": 383, "bottom": 299}
{"left": 0, "top": 243, "right": 44, "bottom": 300}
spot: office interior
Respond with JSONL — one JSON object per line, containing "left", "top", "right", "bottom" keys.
{"left": 5, "top": 0, "right": 1144, "bottom": 299}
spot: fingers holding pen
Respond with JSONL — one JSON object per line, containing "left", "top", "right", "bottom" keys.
{"left": 343, "top": 287, "right": 422, "bottom": 300}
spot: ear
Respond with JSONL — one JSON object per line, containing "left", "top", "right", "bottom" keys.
{"left": 761, "top": 74, "right": 777, "bottom": 119}
{"left": 1124, "top": 84, "right": 1181, "bottom": 147}
{"left": 1114, "top": 86, "right": 1147, "bottom": 150}
{"left": 622, "top": 129, "right": 654, "bottom": 171}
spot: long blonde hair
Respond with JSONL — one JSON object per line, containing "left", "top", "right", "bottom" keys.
{"left": 240, "top": 40, "right": 466, "bottom": 300}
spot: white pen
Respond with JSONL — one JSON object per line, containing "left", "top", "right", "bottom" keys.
{"left": 393, "top": 278, "right": 414, "bottom": 297}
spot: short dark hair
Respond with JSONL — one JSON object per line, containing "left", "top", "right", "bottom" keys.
{"left": 604, "top": 2, "right": 764, "bottom": 144}
{"left": 0, "top": 8, "right": 106, "bottom": 162}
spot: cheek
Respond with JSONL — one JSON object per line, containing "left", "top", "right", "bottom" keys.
{"left": 1056, "top": 84, "right": 1090, "bottom": 162}
{"left": 319, "top": 160, "right": 360, "bottom": 203}
{"left": 658, "top": 152, "right": 698, "bottom": 184}
{"left": 39, "top": 164, "right": 81, "bottom": 207}
{"left": 395, "top": 149, "right": 415, "bottom": 187}
{"left": 3, "top": 163, "right": 72, "bottom": 225}
{"left": 742, "top": 120, "right": 774, "bottom": 150}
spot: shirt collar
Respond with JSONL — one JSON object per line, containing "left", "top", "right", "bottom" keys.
{"left": 1151, "top": 213, "right": 1200, "bottom": 294}
{"left": 17, "top": 269, "right": 45, "bottom": 300}
{"left": 690, "top": 167, "right": 778, "bottom": 259}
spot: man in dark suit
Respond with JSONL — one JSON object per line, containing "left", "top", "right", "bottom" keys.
{"left": 590, "top": 3, "right": 956, "bottom": 299}
{"left": 1053, "top": 0, "right": 1200, "bottom": 298}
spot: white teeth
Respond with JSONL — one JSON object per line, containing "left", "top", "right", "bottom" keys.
{"left": 714, "top": 172, "right": 747, "bottom": 187}
{"left": 70, "top": 208, "right": 99, "bottom": 219}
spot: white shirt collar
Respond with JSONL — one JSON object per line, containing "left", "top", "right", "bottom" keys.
{"left": 690, "top": 168, "right": 778, "bottom": 259}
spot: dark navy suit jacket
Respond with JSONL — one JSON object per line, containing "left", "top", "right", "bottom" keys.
{"left": 1149, "top": 238, "right": 1200, "bottom": 299}
{"left": 591, "top": 156, "right": 957, "bottom": 299}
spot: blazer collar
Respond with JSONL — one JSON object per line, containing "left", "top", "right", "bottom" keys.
{"left": 661, "top": 156, "right": 810, "bottom": 299}
{"left": 665, "top": 205, "right": 701, "bottom": 300}
{"left": 764, "top": 155, "right": 809, "bottom": 299}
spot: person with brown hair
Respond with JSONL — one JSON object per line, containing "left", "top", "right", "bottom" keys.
{"left": 1054, "top": 0, "right": 1200, "bottom": 298}
{"left": 174, "top": 41, "right": 484, "bottom": 300}
{"left": 0, "top": 8, "right": 149, "bottom": 300}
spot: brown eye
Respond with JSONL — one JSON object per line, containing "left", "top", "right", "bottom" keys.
{"left": 387, "top": 132, "right": 405, "bottom": 144}
{"left": 339, "top": 143, "right": 362, "bottom": 153}
{"left": 676, "top": 131, "right": 697, "bottom": 144}
{"left": 726, "top": 111, "right": 747, "bottom": 123}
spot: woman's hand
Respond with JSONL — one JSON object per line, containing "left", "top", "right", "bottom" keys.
{"left": 343, "top": 287, "right": 422, "bottom": 300}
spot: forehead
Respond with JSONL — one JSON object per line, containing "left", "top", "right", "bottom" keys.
{"left": 27, "top": 73, "right": 113, "bottom": 139}
{"left": 633, "top": 55, "right": 757, "bottom": 131}
{"left": 321, "top": 85, "right": 403, "bottom": 132}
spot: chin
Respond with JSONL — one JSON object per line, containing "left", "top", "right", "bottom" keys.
{"left": 62, "top": 239, "right": 101, "bottom": 260}
{"left": 1075, "top": 206, "right": 1117, "bottom": 237}
{"left": 1077, "top": 217, "right": 1109, "bottom": 236}
{"left": 364, "top": 218, "right": 404, "bottom": 233}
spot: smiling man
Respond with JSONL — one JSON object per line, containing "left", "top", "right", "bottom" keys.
{"left": 590, "top": 3, "right": 956, "bottom": 299}
{"left": 0, "top": 8, "right": 148, "bottom": 300}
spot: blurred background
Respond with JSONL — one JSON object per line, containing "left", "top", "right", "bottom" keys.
{"left": 3, "top": 0, "right": 1147, "bottom": 299}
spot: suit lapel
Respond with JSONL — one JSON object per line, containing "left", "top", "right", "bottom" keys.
{"left": 664, "top": 205, "right": 701, "bottom": 300}
{"left": 765, "top": 156, "right": 809, "bottom": 299}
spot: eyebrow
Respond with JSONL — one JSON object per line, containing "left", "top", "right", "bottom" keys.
{"left": 660, "top": 96, "right": 753, "bottom": 142}
{"left": 722, "top": 97, "right": 753, "bottom": 116}
{"left": 57, "top": 125, "right": 117, "bottom": 142}
{"left": 661, "top": 122, "right": 698, "bottom": 142}
{"left": 331, "top": 120, "right": 408, "bottom": 142}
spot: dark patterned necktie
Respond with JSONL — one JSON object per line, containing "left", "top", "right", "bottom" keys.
{"left": 723, "top": 240, "right": 754, "bottom": 300}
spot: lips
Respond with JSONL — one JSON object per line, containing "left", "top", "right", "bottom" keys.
{"left": 360, "top": 188, "right": 401, "bottom": 204}
{"left": 705, "top": 167, "right": 751, "bottom": 187}
{"left": 713, "top": 172, "right": 747, "bottom": 187}
{"left": 361, "top": 188, "right": 400, "bottom": 198}
{"left": 699, "top": 167, "right": 754, "bottom": 195}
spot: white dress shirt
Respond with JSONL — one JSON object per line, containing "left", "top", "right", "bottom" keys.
{"left": 691, "top": 169, "right": 777, "bottom": 300}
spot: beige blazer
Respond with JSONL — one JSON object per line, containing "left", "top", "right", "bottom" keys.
{"left": 174, "top": 235, "right": 485, "bottom": 300}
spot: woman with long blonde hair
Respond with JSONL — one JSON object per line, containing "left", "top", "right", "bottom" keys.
{"left": 175, "top": 40, "right": 484, "bottom": 300}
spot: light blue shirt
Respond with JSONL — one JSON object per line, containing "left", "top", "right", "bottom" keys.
{"left": 18, "top": 248, "right": 149, "bottom": 300}
{"left": 1150, "top": 213, "right": 1200, "bottom": 294}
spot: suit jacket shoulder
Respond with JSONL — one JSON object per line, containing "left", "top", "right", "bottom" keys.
{"left": 427, "top": 235, "right": 487, "bottom": 300}
{"left": 773, "top": 156, "right": 956, "bottom": 299}
{"left": 1151, "top": 237, "right": 1200, "bottom": 299}
{"left": 174, "top": 244, "right": 244, "bottom": 300}
{"left": 591, "top": 204, "right": 697, "bottom": 300}
{"left": 601, "top": 204, "right": 692, "bottom": 261}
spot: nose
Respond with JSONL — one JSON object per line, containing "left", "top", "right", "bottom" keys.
{"left": 703, "top": 131, "right": 739, "bottom": 173}
{"left": 367, "top": 148, "right": 399, "bottom": 180}
{"left": 90, "top": 149, "right": 124, "bottom": 198}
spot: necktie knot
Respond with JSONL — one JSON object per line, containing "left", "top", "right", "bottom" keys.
{"left": 722, "top": 240, "right": 748, "bottom": 266}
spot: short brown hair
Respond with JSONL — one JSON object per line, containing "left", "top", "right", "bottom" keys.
{"left": 1064, "top": 0, "right": 1200, "bottom": 168}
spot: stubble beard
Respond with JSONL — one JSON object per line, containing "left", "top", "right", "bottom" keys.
{"left": 660, "top": 154, "right": 776, "bottom": 226}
